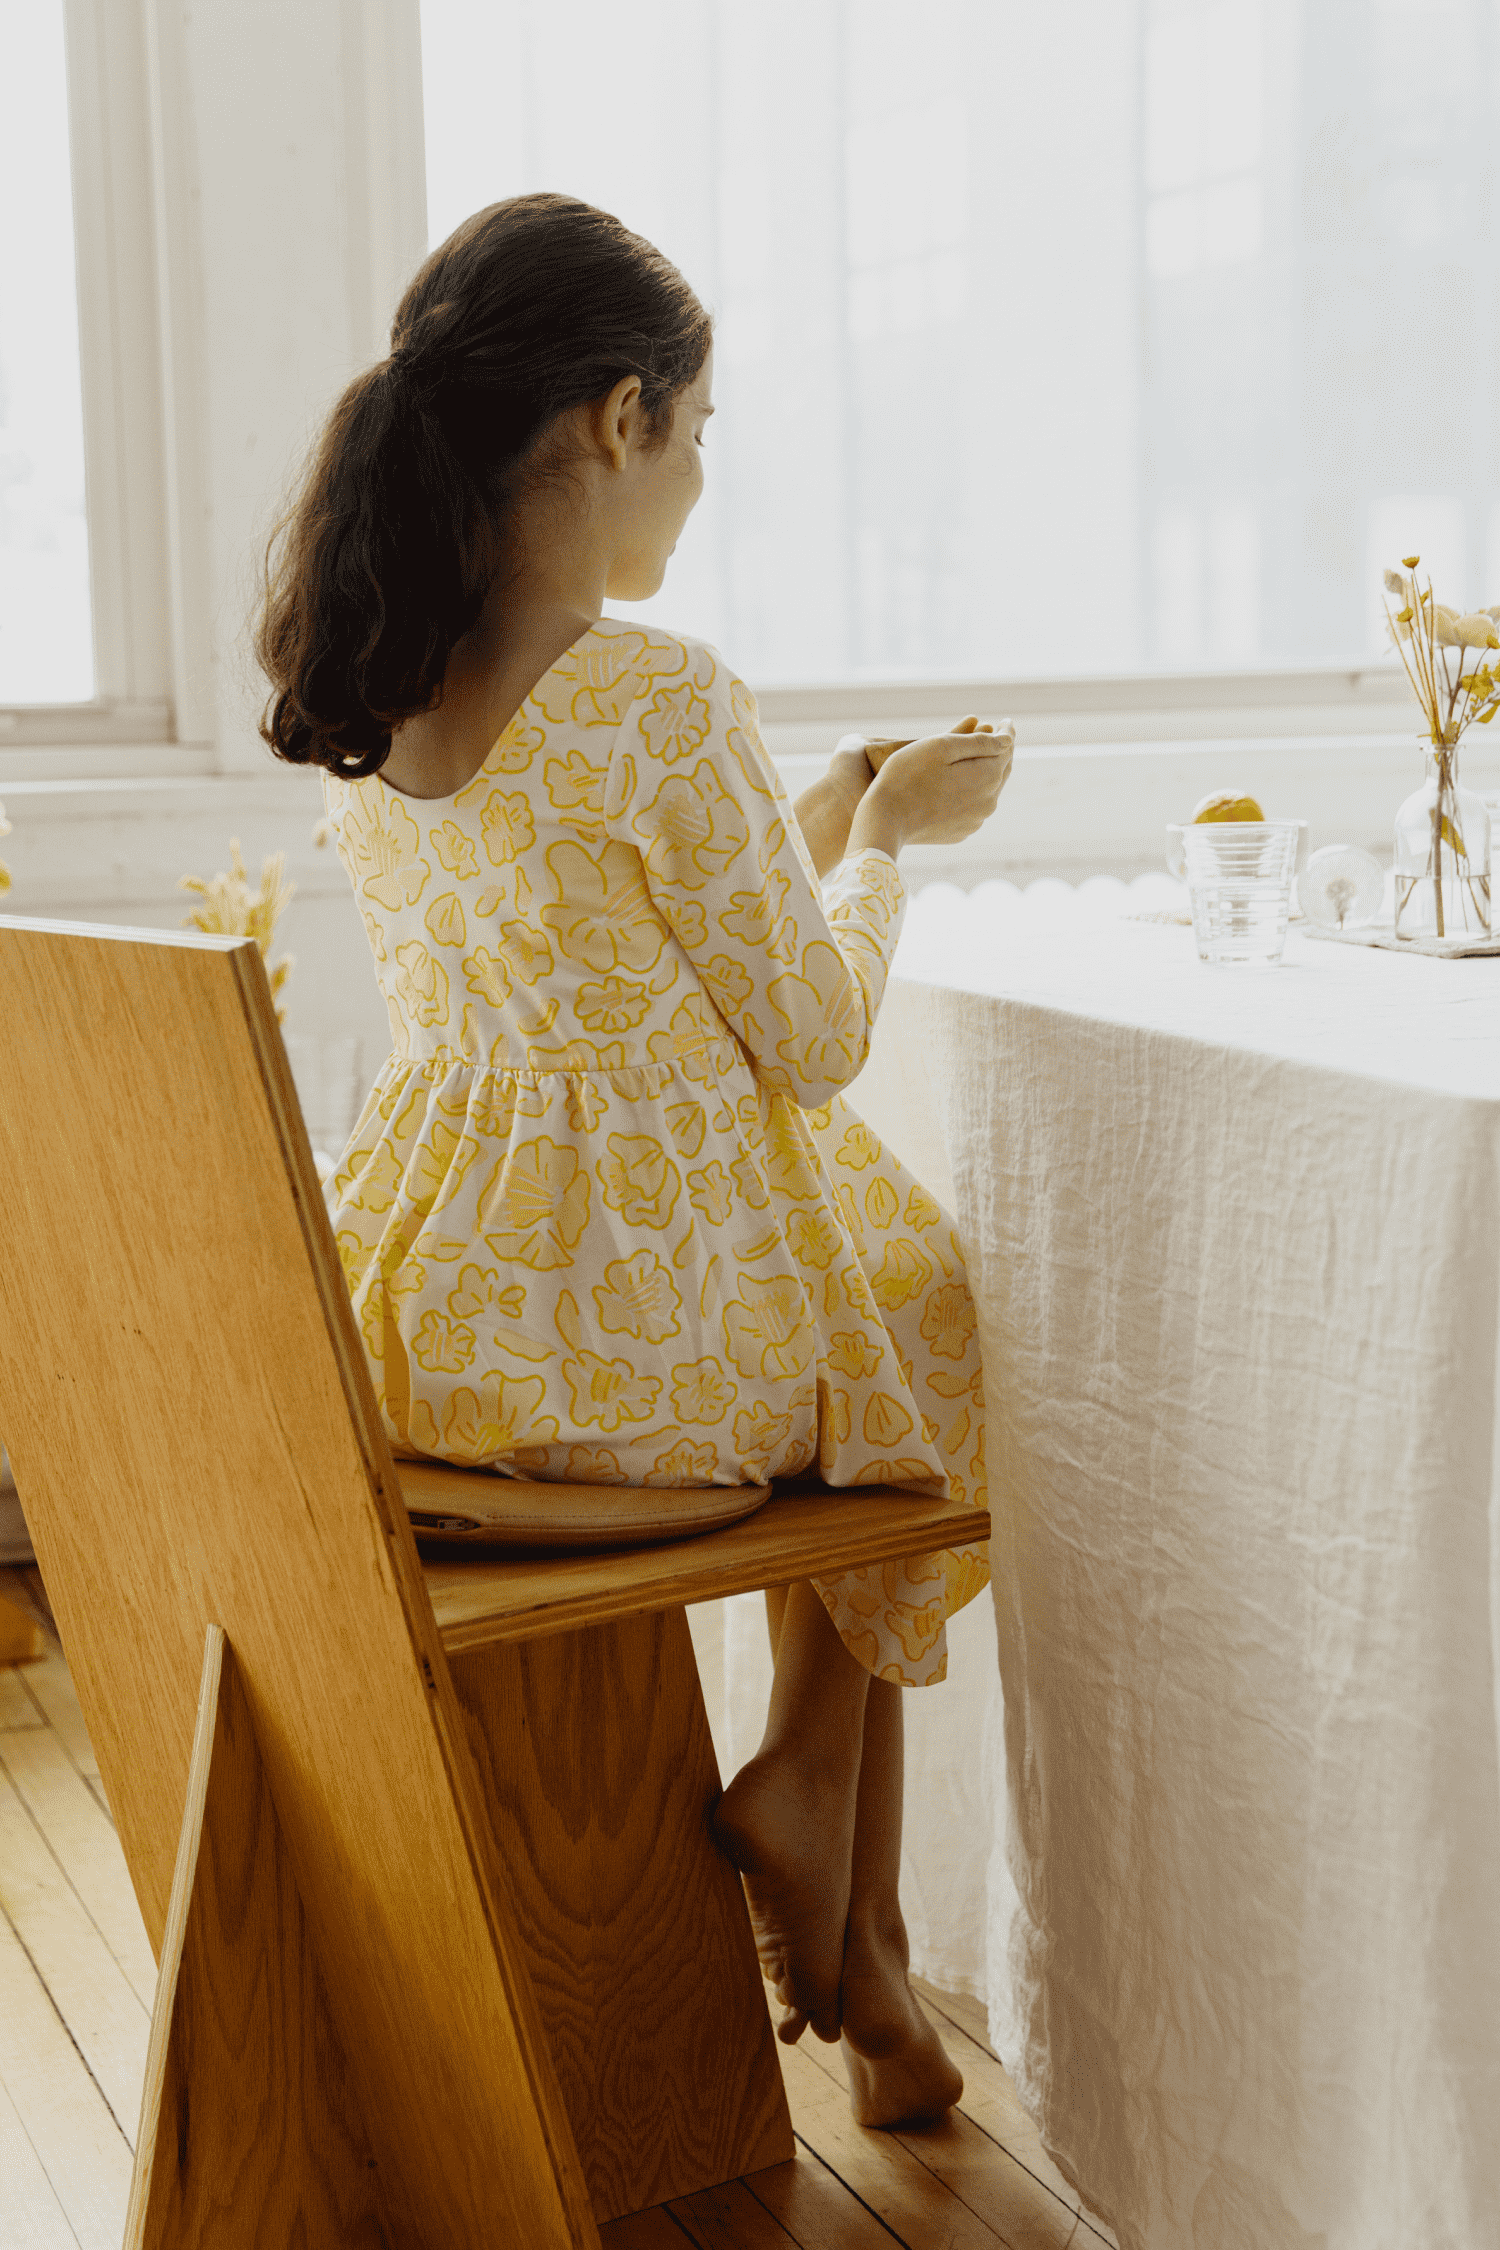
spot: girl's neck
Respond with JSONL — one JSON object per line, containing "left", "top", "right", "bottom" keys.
{"left": 381, "top": 526, "right": 604, "bottom": 801}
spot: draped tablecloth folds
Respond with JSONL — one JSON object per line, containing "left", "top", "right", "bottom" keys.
{"left": 839, "top": 912, "right": 1500, "bottom": 2250}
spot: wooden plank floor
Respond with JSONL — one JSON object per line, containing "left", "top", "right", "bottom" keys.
{"left": 0, "top": 1641, "right": 1115, "bottom": 2250}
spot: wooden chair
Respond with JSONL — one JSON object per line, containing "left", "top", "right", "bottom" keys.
{"left": 0, "top": 915, "right": 988, "bottom": 2249}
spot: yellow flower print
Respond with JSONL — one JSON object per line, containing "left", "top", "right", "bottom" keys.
{"left": 480, "top": 788, "right": 535, "bottom": 867}
{"left": 835, "top": 1121, "right": 882, "bottom": 1172}
{"left": 665, "top": 1100, "right": 707, "bottom": 1157}
{"left": 576, "top": 974, "right": 652, "bottom": 1033}
{"left": 533, "top": 627, "right": 680, "bottom": 726}
{"left": 564, "top": 1444, "right": 629, "bottom": 1481}
{"left": 445, "top": 1263, "right": 526, "bottom": 1324}
{"left": 863, "top": 1391, "right": 915, "bottom": 1447}
{"left": 817, "top": 1377, "right": 853, "bottom": 1446}
{"left": 639, "top": 680, "right": 712, "bottom": 764}
{"left": 597, "top": 1132, "right": 682, "bottom": 1229}
{"left": 359, "top": 905, "right": 387, "bottom": 964}
{"left": 870, "top": 1239, "right": 933, "bottom": 1311}
{"left": 733, "top": 1396, "right": 798, "bottom": 1463}
{"left": 768, "top": 942, "right": 866, "bottom": 1089}
{"left": 348, "top": 792, "right": 429, "bottom": 911}
{"left": 491, "top": 719, "right": 546, "bottom": 774}
{"left": 411, "top": 1308, "right": 475, "bottom": 1375}
{"left": 904, "top": 1181, "right": 941, "bottom": 1232}
{"left": 562, "top": 1346, "right": 662, "bottom": 1433}
{"left": 334, "top": 1228, "right": 367, "bottom": 1292}
{"left": 834, "top": 1181, "right": 866, "bottom": 1256}
{"left": 687, "top": 1160, "right": 734, "bottom": 1226}
{"left": 865, "top": 1176, "right": 899, "bottom": 1230}
{"left": 718, "top": 869, "right": 790, "bottom": 949}
{"left": 920, "top": 1282, "right": 978, "bottom": 1361}
{"left": 723, "top": 723, "right": 776, "bottom": 800}
{"left": 652, "top": 1438, "right": 718, "bottom": 1482}
{"left": 499, "top": 918, "right": 553, "bottom": 985}
{"left": 722, "top": 1272, "right": 814, "bottom": 1382}
{"left": 565, "top": 1077, "right": 610, "bottom": 1132}
{"left": 730, "top": 1151, "right": 771, "bottom": 1210}
{"left": 700, "top": 953, "right": 755, "bottom": 1017}
{"left": 359, "top": 1280, "right": 390, "bottom": 1357}
{"left": 425, "top": 891, "right": 466, "bottom": 948}
{"left": 593, "top": 1248, "right": 683, "bottom": 1343}
{"left": 828, "top": 1328, "right": 882, "bottom": 1379}
{"left": 541, "top": 840, "right": 666, "bottom": 974}
{"left": 407, "top": 1120, "right": 479, "bottom": 1216}
{"left": 431, "top": 820, "right": 480, "bottom": 880}
{"left": 480, "top": 1136, "right": 591, "bottom": 1269}
{"left": 463, "top": 947, "right": 513, "bottom": 1007}
{"left": 442, "top": 1372, "right": 555, "bottom": 1462}
{"left": 658, "top": 894, "right": 708, "bottom": 950}
{"left": 635, "top": 761, "right": 751, "bottom": 890}
{"left": 646, "top": 991, "right": 728, "bottom": 1086}
{"left": 885, "top": 1599, "right": 947, "bottom": 1665}
{"left": 544, "top": 745, "right": 609, "bottom": 820}
{"left": 785, "top": 1205, "right": 843, "bottom": 1271}
{"left": 343, "top": 1138, "right": 405, "bottom": 1215}
{"left": 393, "top": 941, "right": 449, "bottom": 1029}
{"left": 761, "top": 1103, "right": 819, "bottom": 1201}
{"left": 671, "top": 1356, "right": 735, "bottom": 1425}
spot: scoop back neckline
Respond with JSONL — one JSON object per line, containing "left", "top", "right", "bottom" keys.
{"left": 372, "top": 616, "right": 615, "bottom": 807}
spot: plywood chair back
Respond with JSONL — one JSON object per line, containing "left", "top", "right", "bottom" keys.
{"left": 0, "top": 916, "right": 597, "bottom": 2249}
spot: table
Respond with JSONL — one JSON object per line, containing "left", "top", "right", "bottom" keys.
{"left": 843, "top": 917, "right": 1500, "bottom": 2250}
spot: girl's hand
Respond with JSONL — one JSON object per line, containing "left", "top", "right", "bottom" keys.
{"left": 792, "top": 738, "right": 877, "bottom": 879}
{"left": 847, "top": 716, "right": 1014, "bottom": 859}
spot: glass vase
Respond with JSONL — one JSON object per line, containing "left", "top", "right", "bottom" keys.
{"left": 1393, "top": 741, "right": 1491, "bottom": 941}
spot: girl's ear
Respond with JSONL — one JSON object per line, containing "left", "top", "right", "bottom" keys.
{"left": 594, "top": 373, "right": 645, "bottom": 472}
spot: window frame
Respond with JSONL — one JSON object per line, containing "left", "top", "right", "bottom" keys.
{"left": 0, "top": 0, "right": 202, "bottom": 759}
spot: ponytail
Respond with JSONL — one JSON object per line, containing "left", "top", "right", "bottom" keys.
{"left": 256, "top": 194, "right": 713, "bottom": 777}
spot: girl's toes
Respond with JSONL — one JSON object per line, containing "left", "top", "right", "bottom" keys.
{"left": 776, "top": 2004, "right": 810, "bottom": 2045}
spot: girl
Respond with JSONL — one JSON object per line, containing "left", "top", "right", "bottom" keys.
{"left": 258, "top": 193, "right": 1010, "bottom": 2128}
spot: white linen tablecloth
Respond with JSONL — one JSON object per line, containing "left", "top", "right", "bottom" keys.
{"left": 845, "top": 918, "right": 1500, "bottom": 2250}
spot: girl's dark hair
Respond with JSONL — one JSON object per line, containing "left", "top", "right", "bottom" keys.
{"left": 256, "top": 193, "right": 712, "bottom": 776}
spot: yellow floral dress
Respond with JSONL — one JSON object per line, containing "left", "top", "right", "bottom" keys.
{"left": 324, "top": 620, "right": 988, "bottom": 1685}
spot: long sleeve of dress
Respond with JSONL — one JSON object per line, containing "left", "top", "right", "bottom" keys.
{"left": 602, "top": 644, "right": 905, "bottom": 1107}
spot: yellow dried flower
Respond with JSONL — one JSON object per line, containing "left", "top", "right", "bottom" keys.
{"left": 180, "top": 837, "right": 295, "bottom": 1021}
{"left": 1403, "top": 553, "right": 1421, "bottom": 568}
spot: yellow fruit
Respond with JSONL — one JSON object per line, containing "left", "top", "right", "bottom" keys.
{"left": 1191, "top": 791, "right": 1265, "bottom": 824}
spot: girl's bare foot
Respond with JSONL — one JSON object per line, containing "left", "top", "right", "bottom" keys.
{"left": 712, "top": 1747, "right": 859, "bottom": 2044}
{"left": 839, "top": 1911, "right": 965, "bottom": 2127}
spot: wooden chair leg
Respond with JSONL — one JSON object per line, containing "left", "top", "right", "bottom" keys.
{"left": 127, "top": 1627, "right": 392, "bottom": 2248}
{"left": 0, "top": 1589, "right": 43, "bottom": 1663}
{"left": 449, "top": 1605, "right": 793, "bottom": 2226}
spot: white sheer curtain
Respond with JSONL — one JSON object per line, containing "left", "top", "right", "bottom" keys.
{"left": 422, "top": 0, "right": 1500, "bottom": 685}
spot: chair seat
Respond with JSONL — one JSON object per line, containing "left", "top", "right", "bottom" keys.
{"left": 421, "top": 1479, "right": 990, "bottom": 1654}
{"left": 399, "top": 1457, "right": 773, "bottom": 1554}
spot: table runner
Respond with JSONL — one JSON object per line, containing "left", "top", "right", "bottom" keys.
{"left": 847, "top": 921, "right": 1500, "bottom": 2250}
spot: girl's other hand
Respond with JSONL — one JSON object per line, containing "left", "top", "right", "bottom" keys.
{"left": 847, "top": 716, "right": 1014, "bottom": 859}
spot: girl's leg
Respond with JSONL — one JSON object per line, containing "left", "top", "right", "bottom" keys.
{"left": 712, "top": 1579, "right": 870, "bottom": 2044}
{"left": 839, "top": 1678, "right": 965, "bottom": 2126}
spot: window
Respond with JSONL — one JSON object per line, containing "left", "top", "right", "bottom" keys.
{"left": 433, "top": 1, "right": 1500, "bottom": 686}
{"left": 0, "top": 0, "right": 93, "bottom": 703}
